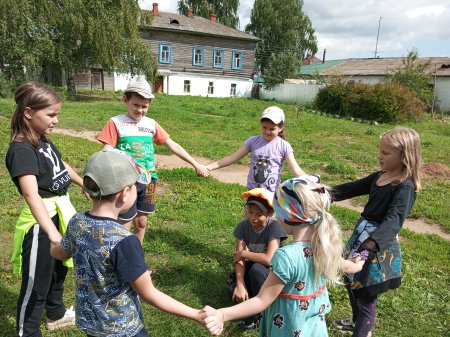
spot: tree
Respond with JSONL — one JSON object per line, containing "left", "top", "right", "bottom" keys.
{"left": 389, "top": 48, "right": 433, "bottom": 110}
{"left": 177, "top": 0, "right": 240, "bottom": 28}
{"left": 0, "top": 0, "right": 157, "bottom": 97}
{"left": 246, "top": 0, "right": 317, "bottom": 86}
{"left": 263, "top": 52, "right": 302, "bottom": 89}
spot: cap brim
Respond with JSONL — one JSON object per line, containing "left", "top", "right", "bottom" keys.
{"left": 242, "top": 188, "right": 274, "bottom": 207}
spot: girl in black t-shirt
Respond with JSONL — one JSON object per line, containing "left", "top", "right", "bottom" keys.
{"left": 331, "top": 127, "right": 422, "bottom": 337}
{"left": 5, "top": 82, "right": 84, "bottom": 336}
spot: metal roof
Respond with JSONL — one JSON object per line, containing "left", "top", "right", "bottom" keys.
{"left": 144, "top": 10, "right": 260, "bottom": 42}
{"left": 299, "top": 59, "right": 347, "bottom": 75}
{"left": 317, "top": 57, "right": 450, "bottom": 77}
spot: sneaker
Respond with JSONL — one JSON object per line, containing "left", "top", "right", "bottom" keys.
{"left": 332, "top": 317, "right": 355, "bottom": 333}
{"left": 46, "top": 306, "right": 75, "bottom": 330}
{"left": 241, "top": 320, "right": 258, "bottom": 330}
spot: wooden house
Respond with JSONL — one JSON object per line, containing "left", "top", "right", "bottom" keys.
{"left": 137, "top": 3, "right": 260, "bottom": 97}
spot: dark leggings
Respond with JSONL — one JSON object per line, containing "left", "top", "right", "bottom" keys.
{"left": 345, "top": 277, "right": 377, "bottom": 337}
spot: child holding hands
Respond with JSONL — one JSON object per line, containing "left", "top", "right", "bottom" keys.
{"left": 203, "top": 175, "right": 366, "bottom": 336}
{"left": 97, "top": 76, "right": 209, "bottom": 242}
{"left": 6, "top": 82, "right": 84, "bottom": 336}
{"left": 51, "top": 150, "right": 207, "bottom": 337}
{"left": 332, "top": 127, "right": 422, "bottom": 337}
{"left": 228, "top": 188, "right": 287, "bottom": 329}
{"left": 207, "top": 106, "right": 306, "bottom": 192}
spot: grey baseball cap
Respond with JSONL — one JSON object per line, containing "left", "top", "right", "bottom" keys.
{"left": 83, "top": 150, "right": 140, "bottom": 197}
{"left": 125, "top": 75, "right": 155, "bottom": 99}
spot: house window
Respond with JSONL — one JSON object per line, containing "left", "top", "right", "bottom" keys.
{"left": 184, "top": 80, "right": 191, "bottom": 93}
{"left": 159, "top": 44, "right": 171, "bottom": 64}
{"left": 213, "top": 49, "right": 224, "bottom": 68}
{"left": 230, "top": 83, "right": 236, "bottom": 96}
{"left": 208, "top": 82, "right": 214, "bottom": 95}
{"left": 192, "top": 47, "right": 204, "bottom": 66}
{"left": 232, "top": 51, "right": 243, "bottom": 70}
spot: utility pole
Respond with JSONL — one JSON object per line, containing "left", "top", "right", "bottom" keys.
{"left": 374, "top": 16, "right": 382, "bottom": 58}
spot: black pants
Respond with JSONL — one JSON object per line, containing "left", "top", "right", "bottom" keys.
{"left": 16, "top": 215, "right": 68, "bottom": 337}
{"left": 345, "top": 276, "right": 377, "bottom": 337}
{"left": 227, "top": 262, "right": 269, "bottom": 322}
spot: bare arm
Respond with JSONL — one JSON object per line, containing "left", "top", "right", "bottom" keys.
{"left": 285, "top": 153, "right": 306, "bottom": 177}
{"left": 340, "top": 256, "right": 365, "bottom": 274}
{"left": 63, "top": 161, "right": 83, "bottom": 187}
{"left": 213, "top": 271, "right": 285, "bottom": 323}
{"left": 232, "top": 240, "right": 249, "bottom": 303}
{"left": 131, "top": 270, "right": 202, "bottom": 323}
{"left": 234, "top": 239, "right": 281, "bottom": 267}
{"left": 207, "top": 146, "right": 249, "bottom": 171}
{"left": 164, "top": 138, "right": 209, "bottom": 177}
{"left": 18, "top": 175, "right": 61, "bottom": 243}
{"left": 50, "top": 242, "right": 72, "bottom": 261}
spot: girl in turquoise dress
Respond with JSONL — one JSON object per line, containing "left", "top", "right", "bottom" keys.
{"left": 202, "top": 175, "right": 367, "bottom": 336}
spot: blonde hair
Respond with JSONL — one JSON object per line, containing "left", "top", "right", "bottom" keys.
{"left": 380, "top": 127, "right": 422, "bottom": 191}
{"left": 292, "top": 183, "right": 343, "bottom": 285}
{"left": 11, "top": 82, "right": 61, "bottom": 146}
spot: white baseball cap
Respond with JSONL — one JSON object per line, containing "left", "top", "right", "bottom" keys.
{"left": 125, "top": 75, "right": 155, "bottom": 99}
{"left": 261, "top": 106, "right": 285, "bottom": 124}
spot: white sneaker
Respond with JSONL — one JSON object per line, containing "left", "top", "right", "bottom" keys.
{"left": 46, "top": 306, "right": 75, "bottom": 330}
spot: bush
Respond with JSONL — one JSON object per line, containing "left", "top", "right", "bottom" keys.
{"left": 314, "top": 81, "right": 426, "bottom": 123}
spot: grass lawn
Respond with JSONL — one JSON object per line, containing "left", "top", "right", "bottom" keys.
{"left": 0, "top": 93, "right": 449, "bottom": 336}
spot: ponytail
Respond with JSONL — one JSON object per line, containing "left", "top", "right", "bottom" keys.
{"left": 311, "top": 209, "right": 343, "bottom": 285}
{"left": 291, "top": 183, "right": 343, "bottom": 285}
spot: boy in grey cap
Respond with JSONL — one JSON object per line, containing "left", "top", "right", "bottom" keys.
{"left": 97, "top": 75, "right": 209, "bottom": 243}
{"left": 50, "top": 151, "right": 208, "bottom": 337}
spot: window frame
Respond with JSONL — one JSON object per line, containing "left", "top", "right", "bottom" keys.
{"left": 159, "top": 44, "right": 172, "bottom": 64}
{"left": 212, "top": 49, "right": 224, "bottom": 68}
{"left": 192, "top": 47, "right": 205, "bottom": 67}
{"left": 184, "top": 80, "right": 191, "bottom": 93}
{"left": 208, "top": 81, "right": 214, "bottom": 95}
{"left": 230, "top": 83, "right": 237, "bottom": 96}
{"left": 231, "top": 50, "right": 243, "bottom": 70}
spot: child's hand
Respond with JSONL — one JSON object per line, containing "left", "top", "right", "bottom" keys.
{"left": 195, "top": 164, "right": 210, "bottom": 177}
{"left": 233, "top": 250, "right": 245, "bottom": 264}
{"left": 201, "top": 305, "right": 224, "bottom": 336}
{"left": 232, "top": 283, "right": 249, "bottom": 303}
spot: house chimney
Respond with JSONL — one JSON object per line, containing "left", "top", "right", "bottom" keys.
{"left": 322, "top": 48, "right": 326, "bottom": 63}
{"left": 152, "top": 3, "right": 159, "bottom": 16}
{"left": 210, "top": 14, "right": 217, "bottom": 22}
{"left": 187, "top": 8, "right": 193, "bottom": 18}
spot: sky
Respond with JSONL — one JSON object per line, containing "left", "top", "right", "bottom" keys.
{"left": 142, "top": 0, "right": 450, "bottom": 61}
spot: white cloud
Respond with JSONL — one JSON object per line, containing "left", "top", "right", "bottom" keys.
{"left": 143, "top": 0, "right": 450, "bottom": 59}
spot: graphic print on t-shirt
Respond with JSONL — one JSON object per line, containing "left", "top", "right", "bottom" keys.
{"left": 253, "top": 154, "right": 274, "bottom": 187}
{"left": 39, "top": 143, "right": 70, "bottom": 192}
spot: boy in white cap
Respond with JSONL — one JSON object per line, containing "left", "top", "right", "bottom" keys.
{"left": 97, "top": 76, "right": 209, "bottom": 242}
{"left": 207, "top": 106, "right": 306, "bottom": 192}
{"left": 50, "top": 151, "right": 207, "bottom": 337}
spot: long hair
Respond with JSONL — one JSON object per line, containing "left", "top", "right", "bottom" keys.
{"left": 292, "top": 183, "right": 343, "bottom": 285}
{"left": 11, "top": 82, "right": 61, "bottom": 146}
{"left": 380, "top": 127, "right": 422, "bottom": 191}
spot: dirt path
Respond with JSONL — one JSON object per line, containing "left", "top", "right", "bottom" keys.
{"left": 54, "top": 128, "right": 450, "bottom": 241}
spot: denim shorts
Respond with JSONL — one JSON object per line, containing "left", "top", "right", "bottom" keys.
{"left": 118, "top": 179, "right": 157, "bottom": 221}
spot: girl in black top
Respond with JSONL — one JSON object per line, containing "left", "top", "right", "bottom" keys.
{"left": 332, "top": 127, "right": 422, "bottom": 337}
{"left": 6, "top": 82, "right": 83, "bottom": 336}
